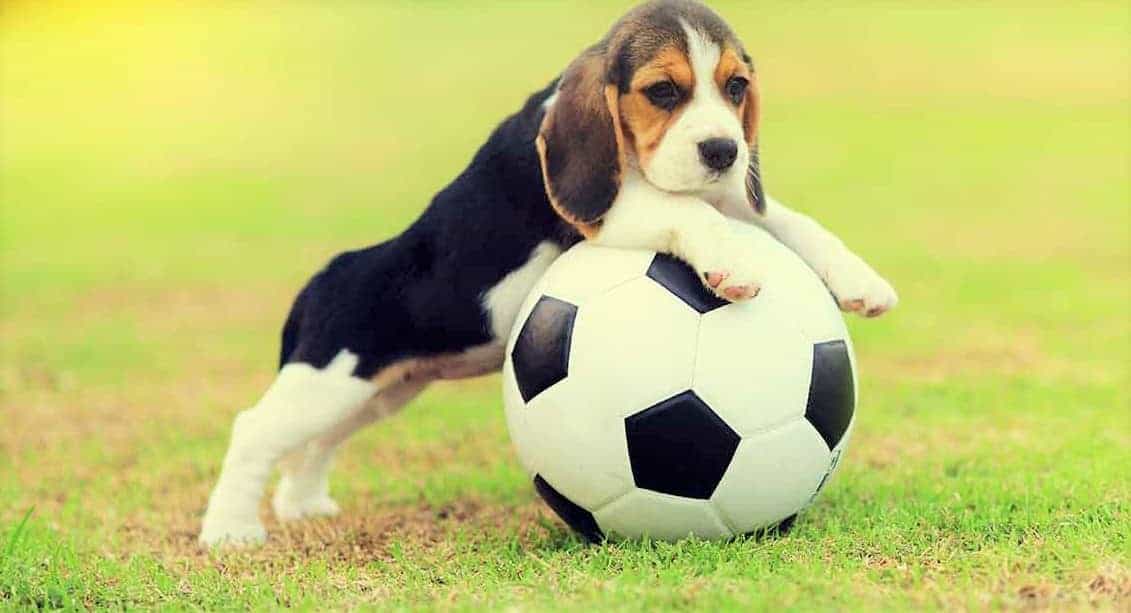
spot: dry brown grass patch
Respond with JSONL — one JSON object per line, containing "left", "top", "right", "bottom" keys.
{"left": 127, "top": 499, "right": 550, "bottom": 571}
{"left": 1085, "top": 563, "right": 1131, "bottom": 604}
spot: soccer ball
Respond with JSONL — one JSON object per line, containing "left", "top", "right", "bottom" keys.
{"left": 501, "top": 222, "right": 857, "bottom": 542}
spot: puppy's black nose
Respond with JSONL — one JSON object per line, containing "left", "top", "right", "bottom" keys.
{"left": 698, "top": 138, "right": 738, "bottom": 171}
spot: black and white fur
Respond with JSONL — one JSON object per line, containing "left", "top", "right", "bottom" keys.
{"left": 199, "top": 1, "right": 896, "bottom": 546}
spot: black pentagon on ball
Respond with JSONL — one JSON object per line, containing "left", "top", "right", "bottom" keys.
{"left": 533, "top": 474, "right": 604, "bottom": 543}
{"left": 511, "top": 296, "right": 578, "bottom": 403}
{"left": 646, "top": 254, "right": 728, "bottom": 314}
{"left": 625, "top": 390, "right": 740, "bottom": 499}
{"left": 805, "top": 340, "right": 856, "bottom": 450}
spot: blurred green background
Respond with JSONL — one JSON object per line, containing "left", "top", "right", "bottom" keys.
{"left": 1, "top": 1, "right": 1127, "bottom": 609}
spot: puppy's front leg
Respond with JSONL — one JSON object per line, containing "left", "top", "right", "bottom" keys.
{"left": 590, "top": 176, "right": 762, "bottom": 302}
{"left": 718, "top": 193, "right": 898, "bottom": 317}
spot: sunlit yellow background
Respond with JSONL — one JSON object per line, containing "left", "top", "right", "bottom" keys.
{"left": 1, "top": 1, "right": 1127, "bottom": 608}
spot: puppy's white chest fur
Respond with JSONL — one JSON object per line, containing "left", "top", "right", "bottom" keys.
{"left": 482, "top": 241, "right": 563, "bottom": 340}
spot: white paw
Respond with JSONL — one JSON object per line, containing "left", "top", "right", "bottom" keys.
{"left": 272, "top": 475, "right": 341, "bottom": 521}
{"left": 198, "top": 514, "right": 267, "bottom": 548}
{"left": 823, "top": 253, "right": 898, "bottom": 317}
{"left": 272, "top": 492, "right": 341, "bottom": 522}
{"left": 693, "top": 231, "right": 764, "bottom": 302}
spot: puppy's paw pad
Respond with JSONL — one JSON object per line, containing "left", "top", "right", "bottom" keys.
{"left": 704, "top": 271, "right": 729, "bottom": 289}
{"left": 723, "top": 284, "right": 760, "bottom": 301}
{"left": 700, "top": 267, "right": 763, "bottom": 303}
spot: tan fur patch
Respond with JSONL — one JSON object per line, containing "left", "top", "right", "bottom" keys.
{"left": 371, "top": 344, "right": 504, "bottom": 389}
{"left": 713, "top": 47, "right": 757, "bottom": 145}
{"left": 604, "top": 84, "right": 628, "bottom": 175}
{"left": 741, "top": 70, "right": 760, "bottom": 146}
{"left": 619, "top": 46, "right": 694, "bottom": 168}
{"left": 713, "top": 48, "right": 747, "bottom": 91}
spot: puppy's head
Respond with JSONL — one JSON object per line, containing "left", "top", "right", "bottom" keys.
{"left": 537, "top": 0, "right": 764, "bottom": 233}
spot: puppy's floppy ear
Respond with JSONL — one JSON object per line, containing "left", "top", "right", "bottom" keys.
{"left": 536, "top": 49, "right": 626, "bottom": 235}
{"left": 741, "top": 64, "right": 766, "bottom": 215}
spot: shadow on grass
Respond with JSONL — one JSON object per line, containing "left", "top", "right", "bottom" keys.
{"left": 122, "top": 492, "right": 807, "bottom": 576}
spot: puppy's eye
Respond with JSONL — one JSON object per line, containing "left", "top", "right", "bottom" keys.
{"left": 644, "top": 81, "right": 681, "bottom": 111}
{"left": 725, "top": 76, "right": 749, "bottom": 104}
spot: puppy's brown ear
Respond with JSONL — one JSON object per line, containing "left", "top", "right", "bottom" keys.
{"left": 536, "top": 49, "right": 625, "bottom": 235}
{"left": 741, "top": 68, "right": 766, "bottom": 214}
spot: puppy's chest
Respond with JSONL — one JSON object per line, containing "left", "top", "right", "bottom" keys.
{"left": 481, "top": 241, "right": 563, "bottom": 340}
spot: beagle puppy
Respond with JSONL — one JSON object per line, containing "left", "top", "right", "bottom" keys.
{"left": 199, "top": 0, "right": 897, "bottom": 546}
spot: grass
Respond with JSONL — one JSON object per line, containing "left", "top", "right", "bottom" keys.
{"left": 1, "top": 0, "right": 1128, "bottom": 609}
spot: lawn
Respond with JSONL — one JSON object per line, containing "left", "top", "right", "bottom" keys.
{"left": 1, "top": 1, "right": 1128, "bottom": 609}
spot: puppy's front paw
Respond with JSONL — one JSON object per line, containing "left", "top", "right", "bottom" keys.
{"left": 692, "top": 232, "right": 764, "bottom": 303}
{"left": 823, "top": 253, "right": 898, "bottom": 317}
{"left": 703, "top": 269, "right": 761, "bottom": 301}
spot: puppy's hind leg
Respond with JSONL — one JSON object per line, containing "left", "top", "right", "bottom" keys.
{"left": 272, "top": 380, "right": 426, "bottom": 521}
{"left": 271, "top": 344, "right": 504, "bottom": 521}
{"left": 198, "top": 351, "right": 376, "bottom": 547}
